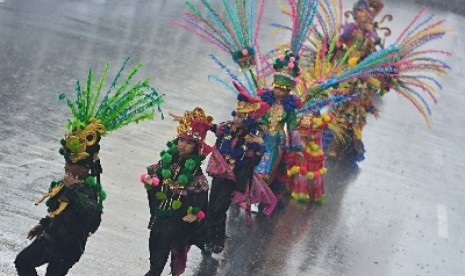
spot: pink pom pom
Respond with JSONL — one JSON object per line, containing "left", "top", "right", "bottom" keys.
{"left": 279, "top": 54, "right": 285, "bottom": 61}
{"left": 288, "top": 62, "right": 295, "bottom": 69}
{"left": 152, "top": 176, "right": 160, "bottom": 186}
{"left": 139, "top": 173, "right": 148, "bottom": 183}
{"left": 197, "top": 210, "right": 206, "bottom": 220}
{"left": 242, "top": 49, "right": 249, "bottom": 56}
{"left": 295, "top": 77, "right": 301, "bottom": 84}
{"left": 289, "top": 57, "right": 295, "bottom": 62}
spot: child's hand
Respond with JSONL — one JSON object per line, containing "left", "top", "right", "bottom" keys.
{"left": 27, "top": 224, "right": 44, "bottom": 240}
{"left": 245, "top": 134, "right": 264, "bottom": 145}
{"left": 63, "top": 173, "right": 80, "bottom": 187}
{"left": 168, "top": 112, "right": 183, "bottom": 122}
{"left": 182, "top": 214, "right": 198, "bottom": 223}
{"left": 144, "top": 175, "right": 153, "bottom": 185}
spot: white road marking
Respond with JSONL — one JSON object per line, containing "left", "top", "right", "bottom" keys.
{"left": 437, "top": 204, "right": 449, "bottom": 239}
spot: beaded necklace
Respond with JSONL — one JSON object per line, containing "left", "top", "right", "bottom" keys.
{"left": 154, "top": 140, "right": 204, "bottom": 216}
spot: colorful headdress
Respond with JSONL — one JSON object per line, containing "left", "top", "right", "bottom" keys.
{"left": 174, "top": 0, "right": 268, "bottom": 97}
{"left": 59, "top": 118, "right": 105, "bottom": 172}
{"left": 174, "top": 0, "right": 265, "bottom": 70}
{"left": 353, "top": 0, "right": 384, "bottom": 17}
{"left": 233, "top": 81, "right": 269, "bottom": 119}
{"left": 366, "top": 0, "right": 384, "bottom": 17}
{"left": 59, "top": 59, "right": 164, "bottom": 176}
{"left": 353, "top": 0, "right": 370, "bottom": 14}
{"left": 273, "top": 50, "right": 301, "bottom": 90}
{"left": 176, "top": 107, "right": 213, "bottom": 143}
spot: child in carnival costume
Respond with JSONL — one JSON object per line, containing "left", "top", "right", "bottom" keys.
{"left": 327, "top": 0, "right": 450, "bottom": 162}
{"left": 202, "top": 82, "right": 277, "bottom": 254}
{"left": 255, "top": 50, "right": 303, "bottom": 205}
{"left": 173, "top": 0, "right": 295, "bottom": 202}
{"left": 286, "top": 90, "right": 335, "bottom": 203}
{"left": 15, "top": 61, "right": 164, "bottom": 276}
{"left": 328, "top": 78, "right": 380, "bottom": 161}
{"left": 140, "top": 107, "right": 211, "bottom": 276}
{"left": 342, "top": 0, "right": 391, "bottom": 50}
{"left": 327, "top": 0, "right": 391, "bottom": 161}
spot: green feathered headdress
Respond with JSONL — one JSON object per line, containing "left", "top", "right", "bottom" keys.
{"left": 58, "top": 58, "right": 165, "bottom": 169}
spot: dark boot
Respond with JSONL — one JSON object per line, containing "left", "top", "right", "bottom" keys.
{"left": 202, "top": 243, "right": 213, "bottom": 255}
{"left": 212, "top": 222, "right": 226, "bottom": 254}
{"left": 212, "top": 236, "right": 225, "bottom": 254}
{"left": 204, "top": 222, "right": 215, "bottom": 255}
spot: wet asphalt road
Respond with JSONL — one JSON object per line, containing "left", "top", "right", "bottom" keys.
{"left": 1, "top": 0, "right": 464, "bottom": 275}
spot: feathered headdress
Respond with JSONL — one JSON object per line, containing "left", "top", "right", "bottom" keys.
{"left": 59, "top": 58, "right": 164, "bottom": 175}
{"left": 174, "top": 0, "right": 267, "bottom": 96}
{"left": 269, "top": 0, "right": 319, "bottom": 91}
{"left": 272, "top": 50, "right": 302, "bottom": 90}
{"left": 173, "top": 0, "right": 264, "bottom": 69}
{"left": 233, "top": 81, "right": 270, "bottom": 119}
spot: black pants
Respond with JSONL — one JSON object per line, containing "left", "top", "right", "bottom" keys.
{"left": 207, "top": 177, "right": 237, "bottom": 246}
{"left": 148, "top": 217, "right": 195, "bottom": 276}
{"left": 15, "top": 237, "right": 82, "bottom": 276}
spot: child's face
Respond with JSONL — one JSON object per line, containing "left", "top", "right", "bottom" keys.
{"left": 177, "top": 137, "right": 196, "bottom": 156}
{"left": 233, "top": 112, "right": 247, "bottom": 127}
{"left": 272, "top": 87, "right": 290, "bottom": 99}
{"left": 64, "top": 162, "right": 89, "bottom": 179}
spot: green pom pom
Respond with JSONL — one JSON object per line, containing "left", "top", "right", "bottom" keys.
{"left": 50, "top": 180, "right": 59, "bottom": 188}
{"left": 184, "top": 159, "right": 196, "bottom": 171}
{"left": 156, "top": 208, "right": 173, "bottom": 217}
{"left": 186, "top": 206, "right": 199, "bottom": 215}
{"left": 171, "top": 200, "right": 182, "bottom": 210}
{"left": 67, "top": 139, "right": 82, "bottom": 153}
{"left": 160, "top": 150, "right": 166, "bottom": 157}
{"left": 100, "top": 190, "right": 107, "bottom": 201}
{"left": 166, "top": 141, "right": 173, "bottom": 148}
{"left": 178, "top": 175, "right": 188, "bottom": 186}
{"left": 156, "top": 191, "right": 166, "bottom": 201}
{"left": 161, "top": 152, "right": 173, "bottom": 163}
{"left": 161, "top": 168, "right": 172, "bottom": 179}
{"left": 45, "top": 199, "right": 57, "bottom": 209}
{"left": 59, "top": 148, "right": 65, "bottom": 155}
{"left": 84, "top": 176, "right": 97, "bottom": 186}
{"left": 60, "top": 139, "right": 66, "bottom": 146}
{"left": 144, "top": 183, "right": 152, "bottom": 190}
